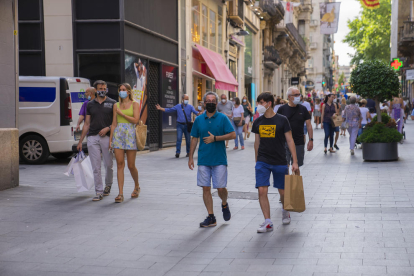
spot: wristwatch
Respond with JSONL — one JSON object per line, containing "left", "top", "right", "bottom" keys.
{"left": 309, "top": 138, "right": 314, "bottom": 141}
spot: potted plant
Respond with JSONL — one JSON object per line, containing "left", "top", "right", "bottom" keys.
{"left": 351, "top": 60, "right": 402, "bottom": 161}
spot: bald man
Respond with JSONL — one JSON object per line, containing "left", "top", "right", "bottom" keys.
{"left": 76, "top": 87, "right": 96, "bottom": 131}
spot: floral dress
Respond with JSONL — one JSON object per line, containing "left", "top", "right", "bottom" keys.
{"left": 342, "top": 104, "right": 361, "bottom": 128}
{"left": 112, "top": 103, "right": 137, "bottom": 150}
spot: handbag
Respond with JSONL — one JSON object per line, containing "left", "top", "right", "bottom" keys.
{"left": 233, "top": 117, "right": 245, "bottom": 126}
{"left": 181, "top": 104, "right": 193, "bottom": 132}
{"left": 135, "top": 120, "right": 147, "bottom": 151}
{"left": 284, "top": 171, "right": 306, "bottom": 213}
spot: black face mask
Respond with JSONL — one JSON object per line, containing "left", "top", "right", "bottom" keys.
{"left": 205, "top": 103, "right": 216, "bottom": 113}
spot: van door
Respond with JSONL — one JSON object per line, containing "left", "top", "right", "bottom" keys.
{"left": 67, "top": 78, "right": 91, "bottom": 130}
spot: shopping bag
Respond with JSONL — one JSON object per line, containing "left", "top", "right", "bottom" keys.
{"left": 331, "top": 115, "right": 342, "bottom": 127}
{"left": 73, "top": 156, "right": 94, "bottom": 192}
{"left": 284, "top": 172, "right": 306, "bottom": 212}
{"left": 135, "top": 120, "right": 147, "bottom": 151}
{"left": 64, "top": 151, "right": 85, "bottom": 176}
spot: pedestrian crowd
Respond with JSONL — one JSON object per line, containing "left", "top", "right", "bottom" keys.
{"left": 74, "top": 82, "right": 409, "bottom": 233}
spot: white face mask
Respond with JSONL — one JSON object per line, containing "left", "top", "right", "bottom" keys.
{"left": 257, "top": 104, "right": 269, "bottom": 115}
{"left": 333, "top": 99, "right": 337, "bottom": 103}
{"left": 293, "top": 97, "right": 301, "bottom": 105}
{"left": 243, "top": 99, "right": 246, "bottom": 103}
{"left": 197, "top": 106, "right": 202, "bottom": 111}
{"left": 221, "top": 99, "right": 226, "bottom": 104}
{"left": 184, "top": 100, "right": 189, "bottom": 105}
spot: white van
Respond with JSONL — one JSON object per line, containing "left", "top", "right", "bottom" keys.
{"left": 19, "top": 76, "right": 90, "bottom": 164}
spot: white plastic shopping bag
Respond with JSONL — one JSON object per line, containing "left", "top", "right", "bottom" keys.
{"left": 73, "top": 156, "right": 94, "bottom": 192}
{"left": 64, "top": 151, "right": 85, "bottom": 176}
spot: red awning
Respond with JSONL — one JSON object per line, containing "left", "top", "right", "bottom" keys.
{"left": 195, "top": 44, "right": 239, "bottom": 93}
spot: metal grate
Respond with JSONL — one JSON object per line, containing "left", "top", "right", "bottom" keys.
{"left": 147, "top": 61, "right": 160, "bottom": 151}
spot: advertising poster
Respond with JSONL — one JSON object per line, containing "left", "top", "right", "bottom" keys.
{"left": 319, "top": 2, "right": 341, "bottom": 34}
{"left": 125, "top": 53, "right": 148, "bottom": 124}
{"left": 161, "top": 65, "right": 178, "bottom": 130}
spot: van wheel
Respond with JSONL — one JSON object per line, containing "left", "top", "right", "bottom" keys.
{"left": 19, "top": 135, "right": 50, "bottom": 164}
{"left": 51, "top": 152, "right": 73, "bottom": 160}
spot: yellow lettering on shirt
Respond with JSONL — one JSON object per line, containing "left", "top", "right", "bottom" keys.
{"left": 259, "top": 125, "right": 276, "bottom": 138}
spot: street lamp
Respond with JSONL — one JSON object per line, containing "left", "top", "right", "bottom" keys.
{"left": 229, "top": 30, "right": 250, "bottom": 36}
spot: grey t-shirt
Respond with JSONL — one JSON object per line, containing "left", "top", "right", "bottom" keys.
{"left": 217, "top": 101, "right": 234, "bottom": 116}
{"left": 86, "top": 97, "right": 116, "bottom": 136}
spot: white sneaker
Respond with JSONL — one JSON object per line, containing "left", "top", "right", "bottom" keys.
{"left": 282, "top": 210, "right": 291, "bottom": 225}
{"left": 257, "top": 221, "right": 273, "bottom": 233}
{"left": 350, "top": 149, "right": 354, "bottom": 155}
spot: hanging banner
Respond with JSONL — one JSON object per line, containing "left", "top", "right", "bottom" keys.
{"left": 125, "top": 53, "right": 148, "bottom": 124}
{"left": 281, "top": 1, "right": 301, "bottom": 24}
{"left": 319, "top": 2, "right": 341, "bottom": 34}
{"left": 360, "top": 0, "right": 380, "bottom": 9}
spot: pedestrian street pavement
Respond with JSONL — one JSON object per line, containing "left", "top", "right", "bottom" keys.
{"left": 2, "top": 121, "right": 414, "bottom": 276}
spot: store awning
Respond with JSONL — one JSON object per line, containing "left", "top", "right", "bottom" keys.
{"left": 195, "top": 44, "right": 238, "bottom": 93}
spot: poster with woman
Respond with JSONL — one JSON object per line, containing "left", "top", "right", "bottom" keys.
{"left": 125, "top": 53, "right": 148, "bottom": 124}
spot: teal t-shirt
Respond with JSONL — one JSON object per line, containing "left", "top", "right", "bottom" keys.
{"left": 190, "top": 111, "right": 235, "bottom": 166}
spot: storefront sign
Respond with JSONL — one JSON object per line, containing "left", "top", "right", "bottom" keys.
{"left": 390, "top": 58, "right": 403, "bottom": 71}
{"left": 125, "top": 53, "right": 148, "bottom": 124}
{"left": 406, "top": 69, "right": 414, "bottom": 80}
{"left": 244, "top": 27, "right": 253, "bottom": 78}
{"left": 229, "top": 44, "right": 237, "bottom": 58}
{"left": 161, "top": 65, "right": 178, "bottom": 130}
{"left": 291, "top": 77, "right": 299, "bottom": 85}
{"left": 230, "top": 35, "right": 245, "bottom": 47}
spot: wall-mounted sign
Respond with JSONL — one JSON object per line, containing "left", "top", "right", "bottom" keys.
{"left": 291, "top": 77, "right": 299, "bottom": 85}
{"left": 390, "top": 58, "right": 403, "bottom": 71}
{"left": 406, "top": 69, "right": 414, "bottom": 80}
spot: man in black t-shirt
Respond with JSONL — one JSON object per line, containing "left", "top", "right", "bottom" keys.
{"left": 252, "top": 92, "right": 298, "bottom": 232}
{"left": 277, "top": 87, "right": 313, "bottom": 173}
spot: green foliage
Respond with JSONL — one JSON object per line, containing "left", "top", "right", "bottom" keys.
{"left": 371, "top": 113, "right": 391, "bottom": 124}
{"left": 350, "top": 60, "right": 400, "bottom": 102}
{"left": 338, "top": 72, "right": 345, "bottom": 86}
{"left": 343, "top": 0, "right": 391, "bottom": 65}
{"left": 357, "top": 123, "right": 403, "bottom": 143}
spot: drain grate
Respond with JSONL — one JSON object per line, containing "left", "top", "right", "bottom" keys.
{"left": 212, "top": 191, "right": 259, "bottom": 200}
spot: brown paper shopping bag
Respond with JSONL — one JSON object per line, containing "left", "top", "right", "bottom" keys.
{"left": 135, "top": 121, "right": 147, "bottom": 151}
{"left": 331, "top": 115, "right": 342, "bottom": 127}
{"left": 284, "top": 172, "right": 306, "bottom": 212}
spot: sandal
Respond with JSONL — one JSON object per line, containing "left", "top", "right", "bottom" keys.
{"left": 329, "top": 148, "right": 336, "bottom": 153}
{"left": 233, "top": 147, "right": 238, "bottom": 150}
{"left": 131, "top": 187, "right": 141, "bottom": 198}
{"left": 115, "top": 195, "right": 124, "bottom": 203}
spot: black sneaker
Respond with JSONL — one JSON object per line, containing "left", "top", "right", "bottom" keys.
{"left": 200, "top": 216, "right": 217, "bottom": 228}
{"left": 334, "top": 144, "right": 339, "bottom": 150}
{"left": 175, "top": 153, "right": 179, "bottom": 158}
{"left": 92, "top": 194, "right": 103, "bottom": 201}
{"left": 103, "top": 186, "right": 111, "bottom": 196}
{"left": 186, "top": 153, "right": 189, "bottom": 157}
{"left": 222, "top": 203, "right": 231, "bottom": 221}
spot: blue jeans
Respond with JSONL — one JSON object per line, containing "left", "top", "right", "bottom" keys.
{"left": 176, "top": 123, "right": 190, "bottom": 154}
{"left": 323, "top": 122, "right": 335, "bottom": 148}
{"left": 233, "top": 122, "right": 244, "bottom": 147}
{"left": 358, "top": 124, "right": 366, "bottom": 136}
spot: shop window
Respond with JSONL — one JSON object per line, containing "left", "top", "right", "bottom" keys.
{"left": 75, "top": 0, "right": 120, "bottom": 19}
{"left": 191, "top": 0, "right": 200, "bottom": 43}
{"left": 218, "top": 6, "right": 223, "bottom": 54}
{"left": 202, "top": 5, "right": 208, "bottom": 47}
{"left": 209, "top": 10, "right": 216, "bottom": 51}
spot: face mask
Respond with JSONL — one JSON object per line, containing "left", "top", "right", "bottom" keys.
{"left": 119, "top": 91, "right": 128, "bottom": 99}
{"left": 197, "top": 106, "right": 202, "bottom": 111}
{"left": 257, "top": 104, "right": 269, "bottom": 115}
{"left": 293, "top": 97, "right": 301, "bottom": 105}
{"left": 205, "top": 103, "right": 216, "bottom": 113}
{"left": 97, "top": 90, "right": 107, "bottom": 97}
{"left": 243, "top": 99, "right": 246, "bottom": 103}
{"left": 221, "top": 99, "right": 226, "bottom": 104}
{"left": 184, "top": 100, "right": 189, "bottom": 105}
{"left": 333, "top": 99, "right": 337, "bottom": 103}
{"left": 87, "top": 96, "right": 91, "bottom": 101}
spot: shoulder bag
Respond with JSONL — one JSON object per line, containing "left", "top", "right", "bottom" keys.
{"left": 181, "top": 104, "right": 193, "bottom": 132}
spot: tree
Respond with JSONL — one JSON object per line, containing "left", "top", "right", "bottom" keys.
{"left": 350, "top": 60, "right": 400, "bottom": 122}
{"left": 338, "top": 72, "right": 345, "bottom": 86}
{"left": 343, "top": 0, "right": 391, "bottom": 65}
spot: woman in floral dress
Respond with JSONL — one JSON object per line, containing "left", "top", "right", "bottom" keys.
{"left": 342, "top": 96, "right": 362, "bottom": 155}
{"left": 390, "top": 96, "right": 404, "bottom": 134}
{"left": 109, "top": 83, "right": 140, "bottom": 203}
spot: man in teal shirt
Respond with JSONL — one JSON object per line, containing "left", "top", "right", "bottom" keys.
{"left": 189, "top": 91, "right": 236, "bottom": 228}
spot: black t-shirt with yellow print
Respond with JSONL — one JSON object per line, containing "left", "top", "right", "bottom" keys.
{"left": 252, "top": 113, "right": 292, "bottom": 165}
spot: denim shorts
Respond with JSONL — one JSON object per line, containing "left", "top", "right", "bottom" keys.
{"left": 304, "top": 124, "right": 308, "bottom": 135}
{"left": 197, "top": 165, "right": 227, "bottom": 189}
{"left": 255, "top": 161, "right": 288, "bottom": 189}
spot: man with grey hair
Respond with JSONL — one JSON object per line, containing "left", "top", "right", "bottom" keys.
{"left": 277, "top": 87, "right": 313, "bottom": 174}
{"left": 156, "top": 94, "right": 199, "bottom": 158}
{"left": 189, "top": 91, "right": 236, "bottom": 228}
{"left": 342, "top": 96, "right": 361, "bottom": 155}
{"left": 217, "top": 93, "right": 234, "bottom": 148}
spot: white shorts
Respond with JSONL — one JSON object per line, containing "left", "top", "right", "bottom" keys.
{"left": 245, "top": 115, "right": 250, "bottom": 124}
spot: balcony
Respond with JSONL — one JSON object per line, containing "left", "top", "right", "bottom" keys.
{"left": 400, "top": 21, "right": 414, "bottom": 41}
{"left": 309, "top": 42, "right": 317, "bottom": 50}
{"left": 229, "top": 0, "right": 244, "bottom": 26}
{"left": 264, "top": 45, "right": 282, "bottom": 69}
{"left": 286, "top": 23, "right": 306, "bottom": 53}
{"left": 259, "top": 0, "right": 285, "bottom": 21}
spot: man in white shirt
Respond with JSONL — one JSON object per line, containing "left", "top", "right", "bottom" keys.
{"left": 300, "top": 95, "right": 312, "bottom": 144}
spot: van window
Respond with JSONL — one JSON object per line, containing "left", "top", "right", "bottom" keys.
{"left": 59, "top": 78, "right": 72, "bottom": 126}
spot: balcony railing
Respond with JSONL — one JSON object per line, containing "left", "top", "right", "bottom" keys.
{"left": 286, "top": 23, "right": 306, "bottom": 53}
{"left": 260, "top": 0, "right": 285, "bottom": 18}
{"left": 264, "top": 46, "right": 282, "bottom": 68}
{"left": 399, "top": 21, "right": 414, "bottom": 41}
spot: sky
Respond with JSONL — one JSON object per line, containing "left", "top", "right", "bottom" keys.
{"left": 334, "top": 0, "right": 362, "bottom": 66}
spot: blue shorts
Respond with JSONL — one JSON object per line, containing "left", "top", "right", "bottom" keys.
{"left": 255, "top": 161, "right": 288, "bottom": 189}
{"left": 197, "top": 165, "right": 227, "bottom": 189}
{"left": 335, "top": 126, "right": 340, "bottom": 132}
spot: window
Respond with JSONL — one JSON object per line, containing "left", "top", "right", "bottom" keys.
{"left": 209, "top": 10, "right": 216, "bottom": 51}
{"left": 191, "top": 0, "right": 200, "bottom": 43}
{"left": 229, "top": 60, "right": 237, "bottom": 79}
{"left": 308, "top": 57, "right": 314, "bottom": 68}
{"left": 218, "top": 6, "right": 223, "bottom": 54}
{"left": 202, "top": 5, "right": 208, "bottom": 47}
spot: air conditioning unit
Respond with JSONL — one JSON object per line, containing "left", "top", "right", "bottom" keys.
{"left": 229, "top": 0, "right": 244, "bottom": 26}
{"left": 310, "top": 42, "right": 317, "bottom": 49}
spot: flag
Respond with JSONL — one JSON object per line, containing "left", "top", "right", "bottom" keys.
{"left": 281, "top": 1, "right": 301, "bottom": 24}
{"left": 319, "top": 2, "right": 341, "bottom": 34}
{"left": 360, "top": 0, "right": 380, "bottom": 9}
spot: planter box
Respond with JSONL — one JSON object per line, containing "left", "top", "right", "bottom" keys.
{"left": 362, "top": 142, "right": 398, "bottom": 161}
